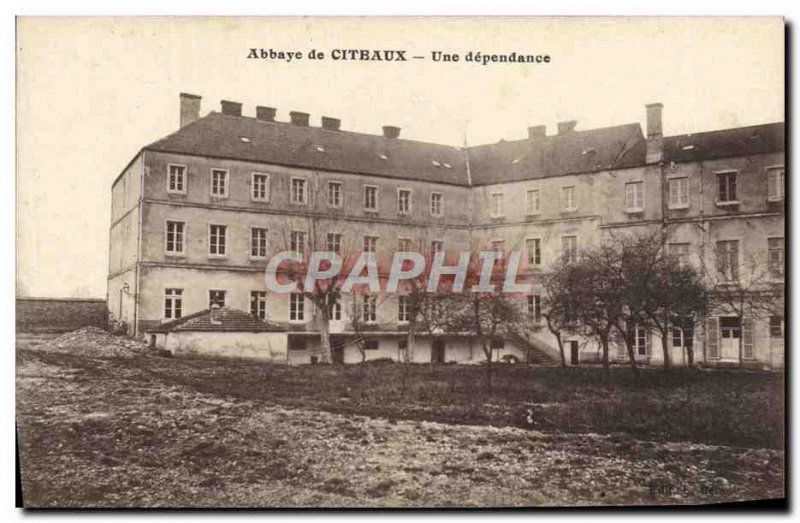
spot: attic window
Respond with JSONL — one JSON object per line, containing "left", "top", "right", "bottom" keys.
{"left": 315, "top": 145, "right": 326, "bottom": 152}
{"left": 681, "top": 144, "right": 696, "bottom": 151}
{"left": 432, "top": 160, "right": 442, "bottom": 167}
{"left": 378, "top": 154, "right": 388, "bottom": 160}
{"left": 443, "top": 163, "right": 453, "bottom": 169}
{"left": 582, "top": 148, "right": 596, "bottom": 155}
{"left": 239, "top": 136, "right": 251, "bottom": 143}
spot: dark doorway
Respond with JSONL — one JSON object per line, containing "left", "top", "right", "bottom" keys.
{"left": 331, "top": 337, "right": 345, "bottom": 364}
{"left": 431, "top": 339, "right": 445, "bottom": 363}
{"left": 569, "top": 341, "right": 579, "bottom": 365}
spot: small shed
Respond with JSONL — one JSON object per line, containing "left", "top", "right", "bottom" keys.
{"left": 146, "top": 306, "right": 288, "bottom": 363}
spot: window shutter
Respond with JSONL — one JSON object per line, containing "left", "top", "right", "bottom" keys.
{"left": 742, "top": 319, "right": 755, "bottom": 359}
{"left": 706, "top": 317, "right": 719, "bottom": 359}
{"left": 645, "top": 330, "right": 651, "bottom": 356}
{"left": 617, "top": 341, "right": 626, "bottom": 360}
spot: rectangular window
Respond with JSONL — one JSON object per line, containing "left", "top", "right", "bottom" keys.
{"left": 527, "top": 295, "right": 541, "bottom": 323}
{"left": 717, "top": 171, "right": 738, "bottom": 203}
{"left": 490, "top": 193, "right": 504, "bottom": 217}
{"left": 634, "top": 325, "right": 648, "bottom": 356}
{"left": 398, "top": 189, "right": 412, "bottom": 214}
{"left": 210, "top": 169, "right": 229, "bottom": 197}
{"left": 562, "top": 236, "right": 577, "bottom": 263}
{"left": 327, "top": 297, "right": 342, "bottom": 321}
{"left": 526, "top": 238, "right": 541, "bottom": 266}
{"left": 398, "top": 295, "right": 410, "bottom": 323}
{"left": 431, "top": 240, "right": 444, "bottom": 253}
{"left": 328, "top": 181, "right": 343, "bottom": 207}
{"left": 430, "top": 192, "right": 443, "bottom": 217}
{"left": 526, "top": 189, "right": 541, "bottom": 215}
{"left": 716, "top": 240, "right": 739, "bottom": 281}
{"left": 250, "top": 291, "right": 267, "bottom": 319}
{"left": 562, "top": 186, "right": 576, "bottom": 212}
{"left": 362, "top": 295, "right": 377, "bottom": 323}
{"left": 625, "top": 181, "right": 644, "bottom": 211}
{"left": 767, "top": 167, "right": 785, "bottom": 202}
{"left": 291, "top": 178, "right": 307, "bottom": 204}
{"left": 209, "top": 290, "right": 226, "bottom": 308}
{"left": 672, "top": 327, "right": 683, "bottom": 348}
{"left": 167, "top": 164, "right": 187, "bottom": 194}
{"left": 250, "top": 227, "right": 268, "bottom": 258}
{"left": 363, "top": 235, "right": 378, "bottom": 253}
{"left": 165, "top": 221, "right": 185, "bottom": 254}
{"left": 364, "top": 185, "right": 378, "bottom": 211}
{"left": 770, "top": 316, "right": 783, "bottom": 338}
{"left": 164, "top": 288, "right": 183, "bottom": 319}
{"left": 289, "top": 293, "right": 305, "bottom": 322}
{"left": 668, "top": 177, "right": 689, "bottom": 208}
{"left": 364, "top": 339, "right": 379, "bottom": 351}
{"left": 251, "top": 173, "right": 270, "bottom": 202}
{"left": 208, "top": 224, "right": 227, "bottom": 256}
{"left": 720, "top": 316, "right": 741, "bottom": 339}
{"left": 768, "top": 237, "right": 784, "bottom": 279}
{"left": 290, "top": 231, "right": 307, "bottom": 254}
{"left": 397, "top": 237, "right": 413, "bottom": 253}
{"left": 326, "top": 232, "right": 342, "bottom": 254}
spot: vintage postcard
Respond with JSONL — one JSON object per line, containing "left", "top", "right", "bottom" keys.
{"left": 15, "top": 16, "right": 785, "bottom": 508}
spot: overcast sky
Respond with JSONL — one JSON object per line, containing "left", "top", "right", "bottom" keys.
{"left": 16, "top": 17, "right": 784, "bottom": 298}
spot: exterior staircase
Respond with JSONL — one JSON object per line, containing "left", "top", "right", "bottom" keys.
{"left": 507, "top": 329, "right": 560, "bottom": 365}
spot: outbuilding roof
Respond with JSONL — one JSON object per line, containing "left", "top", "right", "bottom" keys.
{"left": 147, "top": 308, "right": 287, "bottom": 333}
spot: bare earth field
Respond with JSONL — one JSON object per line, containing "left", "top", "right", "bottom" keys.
{"left": 16, "top": 330, "right": 785, "bottom": 508}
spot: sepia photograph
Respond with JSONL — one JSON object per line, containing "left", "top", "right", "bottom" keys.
{"left": 14, "top": 16, "right": 786, "bottom": 508}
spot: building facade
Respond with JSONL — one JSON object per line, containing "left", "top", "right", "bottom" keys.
{"left": 108, "top": 94, "right": 784, "bottom": 367}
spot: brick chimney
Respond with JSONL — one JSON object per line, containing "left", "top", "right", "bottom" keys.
{"left": 210, "top": 304, "right": 222, "bottom": 324}
{"left": 220, "top": 100, "right": 242, "bottom": 117}
{"left": 527, "top": 125, "right": 546, "bottom": 139}
{"left": 289, "top": 111, "right": 310, "bottom": 126}
{"left": 321, "top": 116, "right": 341, "bottom": 131}
{"left": 557, "top": 120, "right": 577, "bottom": 135}
{"left": 256, "top": 106, "right": 277, "bottom": 122}
{"left": 382, "top": 125, "right": 401, "bottom": 139}
{"left": 645, "top": 103, "right": 664, "bottom": 163}
{"left": 179, "top": 93, "right": 201, "bottom": 128}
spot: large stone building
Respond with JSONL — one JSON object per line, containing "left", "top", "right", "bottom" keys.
{"left": 108, "top": 93, "right": 784, "bottom": 367}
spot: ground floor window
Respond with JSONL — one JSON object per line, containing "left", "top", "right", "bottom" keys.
{"left": 209, "top": 289, "right": 226, "bottom": 308}
{"left": 770, "top": 316, "right": 783, "bottom": 338}
{"left": 289, "top": 293, "right": 305, "bottom": 322}
{"left": 327, "top": 297, "right": 342, "bottom": 321}
{"left": 164, "top": 288, "right": 183, "bottom": 319}
{"left": 364, "top": 339, "right": 379, "bottom": 351}
{"left": 633, "top": 325, "right": 649, "bottom": 356}
{"left": 250, "top": 291, "right": 266, "bottom": 319}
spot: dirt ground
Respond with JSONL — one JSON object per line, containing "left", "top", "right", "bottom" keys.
{"left": 16, "top": 331, "right": 784, "bottom": 508}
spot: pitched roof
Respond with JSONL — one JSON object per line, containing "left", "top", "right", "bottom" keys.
{"left": 145, "top": 112, "right": 470, "bottom": 186}
{"left": 141, "top": 113, "right": 784, "bottom": 188}
{"left": 147, "top": 308, "right": 287, "bottom": 333}
{"left": 467, "top": 123, "right": 647, "bottom": 185}
{"left": 663, "top": 122, "right": 784, "bottom": 163}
